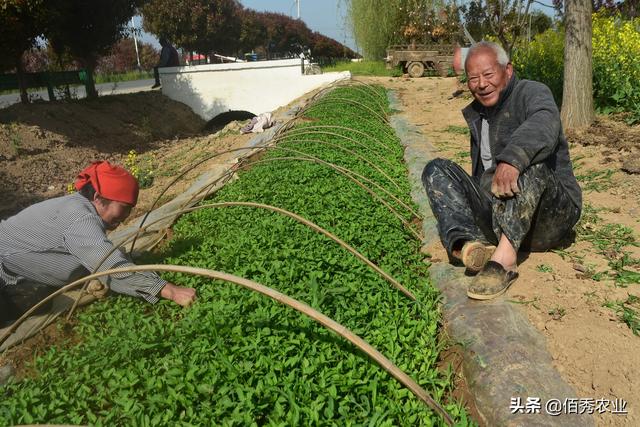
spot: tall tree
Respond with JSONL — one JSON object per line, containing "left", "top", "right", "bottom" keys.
{"left": 348, "top": 0, "right": 452, "bottom": 59}
{"left": 142, "top": 0, "right": 242, "bottom": 56}
{"left": 460, "top": 1, "right": 552, "bottom": 48}
{"left": 310, "top": 32, "right": 358, "bottom": 58}
{"left": 459, "top": 0, "right": 490, "bottom": 41}
{"left": 0, "top": 0, "right": 45, "bottom": 103}
{"left": 45, "top": 0, "right": 143, "bottom": 98}
{"left": 256, "top": 11, "right": 312, "bottom": 57}
{"left": 239, "top": 8, "right": 268, "bottom": 54}
{"left": 97, "top": 38, "right": 159, "bottom": 73}
{"left": 528, "top": 10, "right": 553, "bottom": 38}
{"left": 561, "top": 0, "right": 594, "bottom": 128}
{"left": 553, "top": 0, "right": 639, "bottom": 18}
{"left": 485, "top": 0, "right": 534, "bottom": 55}
{"left": 238, "top": 9, "right": 355, "bottom": 59}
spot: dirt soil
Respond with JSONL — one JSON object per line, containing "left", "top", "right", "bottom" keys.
{"left": 364, "top": 75, "right": 640, "bottom": 426}
{"left": 0, "top": 92, "right": 263, "bottom": 223}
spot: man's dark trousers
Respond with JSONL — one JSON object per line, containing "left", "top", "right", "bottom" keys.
{"left": 422, "top": 158, "right": 581, "bottom": 256}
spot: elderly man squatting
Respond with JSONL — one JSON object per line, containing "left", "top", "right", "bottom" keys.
{"left": 422, "top": 41, "right": 582, "bottom": 299}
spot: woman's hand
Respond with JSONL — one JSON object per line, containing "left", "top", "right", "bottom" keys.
{"left": 160, "top": 282, "right": 197, "bottom": 307}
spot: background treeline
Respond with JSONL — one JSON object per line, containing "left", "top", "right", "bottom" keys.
{"left": 0, "top": 0, "right": 357, "bottom": 102}
{"left": 142, "top": 2, "right": 357, "bottom": 61}
{"left": 347, "top": 0, "right": 554, "bottom": 59}
{"left": 513, "top": 9, "right": 640, "bottom": 122}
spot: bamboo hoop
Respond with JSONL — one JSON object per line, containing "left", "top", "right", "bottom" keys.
{"left": 273, "top": 128, "right": 394, "bottom": 167}
{"left": 0, "top": 264, "right": 453, "bottom": 425}
{"left": 298, "top": 102, "right": 396, "bottom": 140}
{"left": 267, "top": 146, "right": 421, "bottom": 220}
{"left": 303, "top": 96, "right": 389, "bottom": 124}
{"left": 129, "top": 125, "right": 405, "bottom": 255}
{"left": 281, "top": 125, "right": 397, "bottom": 154}
{"left": 309, "top": 80, "right": 388, "bottom": 114}
{"left": 182, "top": 156, "right": 422, "bottom": 240}
{"left": 272, "top": 137, "right": 401, "bottom": 190}
{"left": 131, "top": 150, "right": 420, "bottom": 259}
{"left": 67, "top": 199, "right": 417, "bottom": 320}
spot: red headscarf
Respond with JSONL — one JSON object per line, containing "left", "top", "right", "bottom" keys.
{"left": 75, "top": 161, "right": 139, "bottom": 206}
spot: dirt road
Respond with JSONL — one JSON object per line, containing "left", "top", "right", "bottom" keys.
{"left": 0, "top": 79, "right": 156, "bottom": 108}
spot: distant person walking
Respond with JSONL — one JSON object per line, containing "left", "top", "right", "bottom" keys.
{"left": 152, "top": 37, "right": 180, "bottom": 89}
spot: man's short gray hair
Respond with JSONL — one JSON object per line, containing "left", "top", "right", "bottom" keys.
{"left": 464, "top": 41, "right": 510, "bottom": 70}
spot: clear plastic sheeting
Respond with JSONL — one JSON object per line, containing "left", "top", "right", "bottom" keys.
{"left": 389, "top": 90, "right": 595, "bottom": 427}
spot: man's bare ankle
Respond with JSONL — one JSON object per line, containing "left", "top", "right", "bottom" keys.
{"left": 489, "top": 253, "right": 517, "bottom": 271}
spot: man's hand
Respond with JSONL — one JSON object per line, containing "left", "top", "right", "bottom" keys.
{"left": 160, "top": 283, "right": 197, "bottom": 307}
{"left": 491, "top": 162, "right": 520, "bottom": 198}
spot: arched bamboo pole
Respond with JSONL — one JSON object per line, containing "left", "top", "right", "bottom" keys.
{"left": 297, "top": 102, "right": 396, "bottom": 140}
{"left": 280, "top": 125, "right": 397, "bottom": 154}
{"left": 179, "top": 156, "right": 421, "bottom": 240}
{"left": 272, "top": 138, "right": 401, "bottom": 190}
{"left": 266, "top": 146, "right": 420, "bottom": 220}
{"left": 131, "top": 135, "right": 417, "bottom": 256}
{"left": 128, "top": 138, "right": 407, "bottom": 256}
{"left": 0, "top": 264, "right": 454, "bottom": 425}
{"left": 271, "top": 79, "right": 391, "bottom": 151}
{"left": 68, "top": 200, "right": 418, "bottom": 319}
{"left": 302, "top": 96, "right": 389, "bottom": 124}
{"left": 272, "top": 131, "right": 396, "bottom": 169}
{"left": 309, "top": 80, "right": 388, "bottom": 113}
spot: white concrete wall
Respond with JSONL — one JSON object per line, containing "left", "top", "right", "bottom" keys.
{"left": 159, "top": 59, "right": 351, "bottom": 121}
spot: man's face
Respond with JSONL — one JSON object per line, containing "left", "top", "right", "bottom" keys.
{"left": 466, "top": 48, "right": 513, "bottom": 108}
{"left": 94, "top": 196, "right": 133, "bottom": 230}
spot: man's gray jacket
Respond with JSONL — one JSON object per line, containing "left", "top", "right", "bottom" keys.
{"left": 461, "top": 75, "right": 582, "bottom": 209}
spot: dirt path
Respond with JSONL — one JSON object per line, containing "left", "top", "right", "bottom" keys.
{"left": 366, "top": 75, "right": 640, "bottom": 426}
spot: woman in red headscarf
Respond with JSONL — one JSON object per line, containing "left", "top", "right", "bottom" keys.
{"left": 75, "top": 161, "right": 139, "bottom": 230}
{"left": 0, "top": 161, "right": 196, "bottom": 326}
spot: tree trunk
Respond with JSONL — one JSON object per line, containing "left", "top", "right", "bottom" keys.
{"left": 16, "top": 54, "right": 29, "bottom": 104}
{"left": 85, "top": 63, "right": 98, "bottom": 99}
{"left": 561, "top": 0, "right": 594, "bottom": 129}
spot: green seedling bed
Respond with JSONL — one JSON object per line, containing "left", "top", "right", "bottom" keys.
{"left": 0, "top": 86, "right": 472, "bottom": 426}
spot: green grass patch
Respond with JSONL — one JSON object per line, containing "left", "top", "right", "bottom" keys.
{"left": 548, "top": 306, "right": 567, "bottom": 320}
{"left": 575, "top": 202, "right": 640, "bottom": 289}
{"left": 605, "top": 295, "right": 640, "bottom": 335}
{"left": 575, "top": 168, "right": 615, "bottom": 192}
{"left": 322, "top": 60, "right": 402, "bottom": 77}
{"left": 580, "top": 222, "right": 635, "bottom": 255}
{"left": 443, "top": 125, "right": 470, "bottom": 135}
{"left": 536, "top": 264, "right": 553, "bottom": 273}
{"left": 453, "top": 150, "right": 471, "bottom": 163}
{"left": 94, "top": 70, "right": 153, "bottom": 84}
{"left": 0, "top": 86, "right": 471, "bottom": 425}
